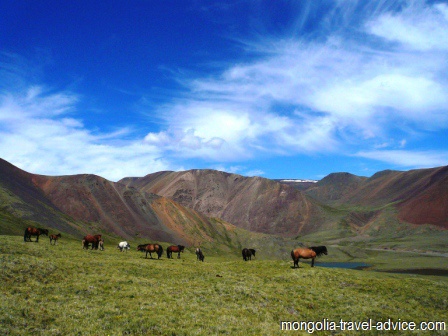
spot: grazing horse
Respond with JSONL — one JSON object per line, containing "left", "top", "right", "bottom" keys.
{"left": 82, "top": 234, "right": 103, "bottom": 250}
{"left": 291, "top": 246, "right": 328, "bottom": 268}
{"left": 242, "top": 248, "right": 256, "bottom": 261}
{"left": 49, "top": 233, "right": 61, "bottom": 245}
{"left": 117, "top": 241, "right": 130, "bottom": 252}
{"left": 137, "top": 244, "right": 163, "bottom": 259}
{"left": 24, "top": 227, "right": 48, "bottom": 242}
{"left": 195, "top": 248, "right": 204, "bottom": 262}
{"left": 167, "top": 245, "right": 185, "bottom": 259}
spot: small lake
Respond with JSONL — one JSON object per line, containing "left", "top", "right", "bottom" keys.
{"left": 316, "top": 262, "right": 371, "bottom": 270}
{"left": 380, "top": 268, "right": 448, "bottom": 277}
{"left": 299, "top": 262, "right": 448, "bottom": 276}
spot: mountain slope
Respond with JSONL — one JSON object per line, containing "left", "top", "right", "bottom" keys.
{"left": 0, "top": 159, "right": 262, "bottom": 249}
{"left": 306, "top": 166, "right": 448, "bottom": 229}
{"left": 120, "top": 169, "right": 321, "bottom": 237}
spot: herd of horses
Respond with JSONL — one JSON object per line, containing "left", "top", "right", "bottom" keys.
{"left": 23, "top": 226, "right": 328, "bottom": 267}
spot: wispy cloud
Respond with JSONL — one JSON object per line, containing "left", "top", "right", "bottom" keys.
{"left": 0, "top": 86, "right": 171, "bottom": 181}
{"left": 1, "top": 0, "right": 447, "bottom": 180}
{"left": 356, "top": 149, "right": 448, "bottom": 168}
{"left": 145, "top": 0, "right": 448, "bottom": 167}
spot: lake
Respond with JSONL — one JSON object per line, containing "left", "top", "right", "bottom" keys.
{"left": 380, "top": 268, "right": 448, "bottom": 277}
{"left": 316, "top": 262, "right": 371, "bottom": 270}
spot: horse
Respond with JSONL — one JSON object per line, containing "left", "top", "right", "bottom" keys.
{"left": 167, "top": 245, "right": 185, "bottom": 259}
{"left": 24, "top": 227, "right": 48, "bottom": 242}
{"left": 195, "top": 248, "right": 204, "bottom": 262}
{"left": 137, "top": 244, "right": 163, "bottom": 259}
{"left": 49, "top": 233, "right": 61, "bottom": 245}
{"left": 291, "top": 246, "right": 328, "bottom": 268}
{"left": 242, "top": 248, "right": 256, "bottom": 261}
{"left": 82, "top": 234, "right": 103, "bottom": 250}
{"left": 117, "top": 241, "right": 130, "bottom": 252}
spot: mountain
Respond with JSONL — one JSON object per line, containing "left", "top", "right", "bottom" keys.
{"left": 306, "top": 166, "right": 448, "bottom": 229}
{"left": 0, "top": 159, "right": 260, "bottom": 249}
{"left": 306, "top": 172, "right": 367, "bottom": 202}
{"left": 1, "top": 157, "right": 446, "bottom": 249}
{"left": 119, "top": 169, "right": 323, "bottom": 237}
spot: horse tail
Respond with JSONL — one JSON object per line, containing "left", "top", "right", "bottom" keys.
{"left": 290, "top": 250, "right": 295, "bottom": 261}
{"left": 24, "top": 228, "right": 28, "bottom": 242}
{"left": 158, "top": 245, "right": 164, "bottom": 259}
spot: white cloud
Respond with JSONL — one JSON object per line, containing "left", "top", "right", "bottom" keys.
{"left": 2, "top": 0, "right": 448, "bottom": 179}
{"left": 366, "top": 3, "right": 448, "bottom": 51}
{"left": 0, "top": 88, "right": 172, "bottom": 181}
{"left": 356, "top": 150, "right": 448, "bottom": 168}
{"left": 147, "top": 0, "right": 448, "bottom": 165}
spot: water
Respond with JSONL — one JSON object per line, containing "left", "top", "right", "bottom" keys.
{"left": 316, "top": 262, "right": 371, "bottom": 270}
{"left": 302, "top": 262, "right": 448, "bottom": 276}
{"left": 381, "top": 268, "right": 448, "bottom": 277}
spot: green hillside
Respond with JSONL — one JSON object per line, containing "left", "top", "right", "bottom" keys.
{"left": 1, "top": 235, "right": 446, "bottom": 335}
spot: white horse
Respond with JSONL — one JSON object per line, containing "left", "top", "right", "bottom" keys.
{"left": 117, "top": 241, "right": 130, "bottom": 252}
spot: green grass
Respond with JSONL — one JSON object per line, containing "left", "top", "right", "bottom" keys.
{"left": 1, "top": 235, "right": 447, "bottom": 335}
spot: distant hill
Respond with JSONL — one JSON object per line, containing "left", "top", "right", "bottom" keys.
{"left": 306, "top": 172, "right": 367, "bottom": 202}
{"left": 0, "top": 159, "right": 262, "bottom": 250}
{"left": 306, "top": 166, "right": 448, "bottom": 229}
{"left": 119, "top": 169, "right": 322, "bottom": 237}
{"left": 1, "top": 158, "right": 446, "bottom": 250}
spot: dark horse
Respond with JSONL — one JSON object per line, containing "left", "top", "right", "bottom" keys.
{"left": 49, "top": 233, "right": 61, "bottom": 245}
{"left": 167, "top": 245, "right": 185, "bottom": 259}
{"left": 291, "top": 246, "right": 328, "bottom": 268}
{"left": 137, "top": 244, "right": 163, "bottom": 259}
{"left": 195, "top": 248, "right": 204, "bottom": 262}
{"left": 82, "top": 234, "right": 103, "bottom": 250}
{"left": 24, "top": 227, "right": 48, "bottom": 242}
{"left": 242, "top": 248, "right": 256, "bottom": 261}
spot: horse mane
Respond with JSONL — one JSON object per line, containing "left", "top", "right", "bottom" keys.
{"left": 309, "top": 246, "right": 328, "bottom": 257}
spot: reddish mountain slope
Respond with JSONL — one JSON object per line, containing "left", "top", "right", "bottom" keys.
{"left": 0, "top": 159, "right": 257, "bottom": 245}
{"left": 306, "top": 172, "right": 367, "bottom": 203}
{"left": 120, "top": 169, "right": 319, "bottom": 237}
{"left": 306, "top": 166, "right": 448, "bottom": 229}
{"left": 0, "top": 159, "right": 83, "bottom": 236}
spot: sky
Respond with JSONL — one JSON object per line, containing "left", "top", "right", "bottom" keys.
{"left": 1, "top": 0, "right": 447, "bottom": 181}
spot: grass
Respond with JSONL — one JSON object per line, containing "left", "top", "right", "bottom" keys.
{"left": 1, "top": 235, "right": 447, "bottom": 335}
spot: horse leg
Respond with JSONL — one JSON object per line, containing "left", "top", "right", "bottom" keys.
{"left": 311, "top": 258, "right": 315, "bottom": 267}
{"left": 177, "top": 252, "right": 180, "bottom": 259}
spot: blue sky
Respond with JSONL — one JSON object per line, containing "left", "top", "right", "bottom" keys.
{"left": 1, "top": 0, "right": 447, "bottom": 181}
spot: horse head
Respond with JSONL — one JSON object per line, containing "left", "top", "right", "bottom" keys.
{"left": 310, "top": 246, "right": 328, "bottom": 257}
{"left": 39, "top": 228, "right": 49, "bottom": 236}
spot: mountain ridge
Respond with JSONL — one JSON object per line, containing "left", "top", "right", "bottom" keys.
{"left": 1, "top": 159, "right": 446, "bottom": 250}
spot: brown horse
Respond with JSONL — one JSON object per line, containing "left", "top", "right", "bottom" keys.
{"left": 242, "top": 248, "right": 256, "bottom": 261}
{"left": 291, "top": 246, "right": 328, "bottom": 268}
{"left": 82, "top": 234, "right": 103, "bottom": 250}
{"left": 24, "top": 227, "right": 48, "bottom": 242}
{"left": 137, "top": 244, "right": 163, "bottom": 259}
{"left": 49, "top": 233, "right": 61, "bottom": 245}
{"left": 167, "top": 245, "right": 185, "bottom": 259}
{"left": 195, "top": 248, "right": 204, "bottom": 262}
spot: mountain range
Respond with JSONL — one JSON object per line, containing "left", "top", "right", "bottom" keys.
{"left": 0, "top": 158, "right": 446, "bottom": 248}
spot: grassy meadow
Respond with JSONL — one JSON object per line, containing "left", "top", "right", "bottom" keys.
{"left": 1, "top": 235, "right": 447, "bottom": 335}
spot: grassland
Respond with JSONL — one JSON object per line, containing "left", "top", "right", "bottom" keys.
{"left": 1, "top": 235, "right": 447, "bottom": 335}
